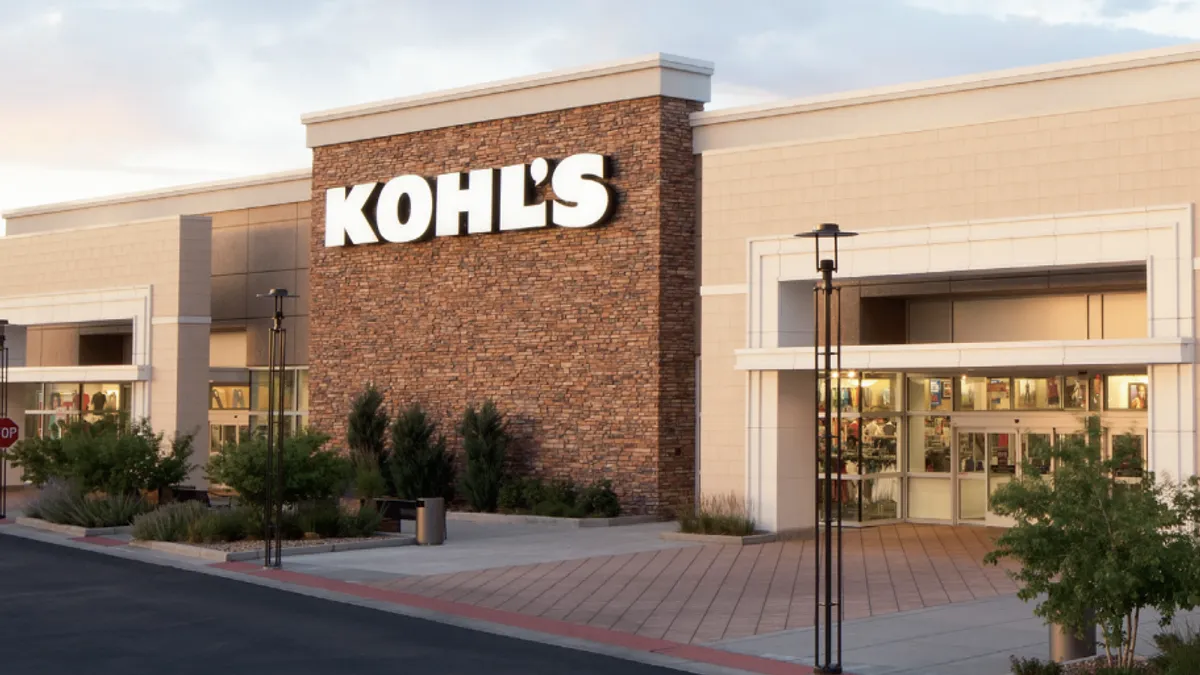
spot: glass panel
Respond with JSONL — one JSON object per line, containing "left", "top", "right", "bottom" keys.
{"left": 1022, "top": 432, "right": 1053, "bottom": 475}
{"left": 908, "top": 477, "right": 952, "bottom": 520}
{"left": 988, "top": 433, "right": 1016, "bottom": 503}
{"left": 24, "top": 384, "right": 45, "bottom": 411}
{"left": 120, "top": 384, "right": 132, "bottom": 414}
{"left": 1090, "top": 374, "right": 1104, "bottom": 410}
{"left": 960, "top": 377, "right": 1011, "bottom": 411}
{"left": 1106, "top": 374, "right": 1149, "bottom": 410}
{"left": 1014, "top": 377, "right": 1062, "bottom": 410}
{"left": 81, "top": 383, "right": 122, "bottom": 415}
{"left": 296, "top": 370, "right": 309, "bottom": 412}
{"left": 908, "top": 416, "right": 952, "bottom": 473}
{"left": 958, "top": 478, "right": 987, "bottom": 521}
{"left": 907, "top": 376, "right": 953, "bottom": 412}
{"left": 861, "top": 476, "right": 901, "bottom": 521}
{"left": 1064, "top": 376, "right": 1088, "bottom": 410}
{"left": 958, "top": 432, "right": 986, "bottom": 473}
{"left": 46, "top": 383, "right": 80, "bottom": 413}
{"left": 818, "top": 372, "right": 858, "bottom": 414}
{"left": 210, "top": 383, "right": 250, "bottom": 410}
{"left": 860, "top": 416, "right": 899, "bottom": 473}
{"left": 24, "top": 414, "right": 42, "bottom": 439}
{"left": 861, "top": 373, "right": 901, "bottom": 413}
{"left": 209, "top": 424, "right": 222, "bottom": 453}
{"left": 817, "top": 417, "right": 855, "bottom": 474}
{"left": 817, "top": 477, "right": 860, "bottom": 522}
{"left": 250, "top": 371, "right": 296, "bottom": 411}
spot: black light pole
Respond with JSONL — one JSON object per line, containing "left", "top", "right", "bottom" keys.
{"left": 796, "top": 223, "right": 857, "bottom": 674}
{"left": 258, "top": 289, "right": 294, "bottom": 569}
{"left": 0, "top": 319, "right": 8, "bottom": 520}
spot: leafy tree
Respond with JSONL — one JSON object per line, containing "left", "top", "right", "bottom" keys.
{"left": 985, "top": 415, "right": 1200, "bottom": 668}
{"left": 9, "top": 416, "right": 193, "bottom": 498}
{"left": 458, "top": 400, "right": 509, "bottom": 512}
{"left": 206, "top": 430, "right": 350, "bottom": 508}
{"left": 390, "top": 403, "right": 455, "bottom": 501}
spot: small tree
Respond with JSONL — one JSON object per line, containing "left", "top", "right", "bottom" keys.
{"left": 390, "top": 403, "right": 455, "bottom": 501}
{"left": 347, "top": 386, "right": 389, "bottom": 460}
{"left": 985, "top": 415, "right": 1200, "bottom": 668}
{"left": 458, "top": 400, "right": 509, "bottom": 513}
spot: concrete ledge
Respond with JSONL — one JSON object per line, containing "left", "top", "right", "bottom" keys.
{"left": 448, "top": 512, "right": 659, "bottom": 528}
{"left": 15, "top": 517, "right": 133, "bottom": 537}
{"left": 660, "top": 531, "right": 778, "bottom": 546}
{"left": 129, "top": 534, "right": 416, "bottom": 562}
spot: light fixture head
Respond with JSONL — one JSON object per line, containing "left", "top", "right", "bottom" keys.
{"left": 795, "top": 222, "right": 859, "bottom": 240}
{"left": 256, "top": 288, "right": 298, "bottom": 299}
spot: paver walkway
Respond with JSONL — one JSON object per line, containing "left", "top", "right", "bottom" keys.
{"left": 367, "top": 524, "right": 1018, "bottom": 645}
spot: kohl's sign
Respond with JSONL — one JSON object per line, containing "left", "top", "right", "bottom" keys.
{"left": 324, "top": 153, "right": 614, "bottom": 247}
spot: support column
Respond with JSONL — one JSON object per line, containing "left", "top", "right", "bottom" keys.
{"left": 748, "top": 369, "right": 816, "bottom": 535}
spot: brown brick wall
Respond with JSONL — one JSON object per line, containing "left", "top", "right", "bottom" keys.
{"left": 308, "top": 96, "right": 701, "bottom": 514}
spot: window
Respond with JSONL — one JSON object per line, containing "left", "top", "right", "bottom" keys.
{"left": 861, "top": 373, "right": 901, "bottom": 413}
{"left": 907, "top": 377, "right": 953, "bottom": 412}
{"left": 859, "top": 416, "right": 899, "bottom": 473}
{"left": 908, "top": 416, "right": 951, "bottom": 473}
{"left": 1105, "top": 374, "right": 1149, "bottom": 410}
{"left": 1063, "top": 376, "right": 1088, "bottom": 411}
{"left": 210, "top": 383, "right": 250, "bottom": 410}
{"left": 960, "top": 377, "right": 1011, "bottom": 411}
{"left": 818, "top": 372, "right": 858, "bottom": 414}
{"left": 1013, "top": 377, "right": 1063, "bottom": 410}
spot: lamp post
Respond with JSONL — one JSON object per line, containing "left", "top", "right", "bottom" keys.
{"left": 0, "top": 319, "right": 8, "bottom": 520}
{"left": 796, "top": 223, "right": 857, "bottom": 674}
{"left": 257, "top": 289, "right": 295, "bottom": 569}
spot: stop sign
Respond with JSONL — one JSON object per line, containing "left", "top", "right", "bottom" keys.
{"left": 0, "top": 418, "right": 18, "bottom": 449}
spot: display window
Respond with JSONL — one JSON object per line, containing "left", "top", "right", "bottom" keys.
{"left": 1013, "top": 377, "right": 1062, "bottom": 410}
{"left": 908, "top": 415, "right": 952, "bottom": 473}
{"left": 907, "top": 376, "right": 953, "bottom": 412}
{"left": 960, "top": 377, "right": 1011, "bottom": 411}
{"left": 1105, "top": 374, "right": 1149, "bottom": 410}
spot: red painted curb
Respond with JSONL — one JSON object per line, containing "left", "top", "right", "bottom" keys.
{"left": 0, "top": 518, "right": 12, "bottom": 525}
{"left": 211, "top": 561, "right": 820, "bottom": 675}
{"left": 70, "top": 536, "right": 127, "bottom": 547}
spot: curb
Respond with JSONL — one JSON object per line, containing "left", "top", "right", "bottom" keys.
{"left": 447, "top": 512, "right": 660, "bottom": 528}
{"left": 129, "top": 534, "right": 416, "bottom": 562}
{"left": 15, "top": 517, "right": 133, "bottom": 537}
{"left": 660, "top": 531, "right": 778, "bottom": 546}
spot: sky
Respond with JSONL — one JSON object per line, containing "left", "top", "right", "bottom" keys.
{"left": 1, "top": 0, "right": 1198, "bottom": 232}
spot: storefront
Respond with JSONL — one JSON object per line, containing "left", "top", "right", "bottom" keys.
{"left": 3, "top": 43, "right": 1200, "bottom": 528}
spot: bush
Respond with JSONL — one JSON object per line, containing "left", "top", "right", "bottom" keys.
{"left": 340, "top": 503, "right": 383, "bottom": 537}
{"left": 350, "top": 449, "right": 388, "bottom": 501}
{"left": 459, "top": 400, "right": 509, "bottom": 512}
{"left": 679, "top": 493, "right": 756, "bottom": 536}
{"left": 10, "top": 417, "right": 194, "bottom": 497}
{"left": 1009, "top": 656, "right": 1063, "bottom": 675}
{"left": 1152, "top": 627, "right": 1200, "bottom": 675}
{"left": 296, "top": 500, "right": 343, "bottom": 538}
{"left": 347, "top": 385, "right": 390, "bottom": 491}
{"left": 498, "top": 477, "right": 620, "bottom": 518}
{"left": 206, "top": 431, "right": 350, "bottom": 508}
{"left": 26, "top": 479, "right": 149, "bottom": 528}
{"left": 577, "top": 480, "right": 621, "bottom": 518}
{"left": 132, "top": 501, "right": 208, "bottom": 542}
{"left": 188, "top": 507, "right": 258, "bottom": 544}
{"left": 390, "top": 403, "right": 456, "bottom": 501}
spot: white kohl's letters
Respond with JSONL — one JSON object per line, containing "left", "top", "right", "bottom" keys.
{"left": 324, "top": 153, "right": 614, "bottom": 247}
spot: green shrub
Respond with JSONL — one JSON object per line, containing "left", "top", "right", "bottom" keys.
{"left": 296, "top": 500, "right": 343, "bottom": 538}
{"left": 351, "top": 449, "right": 388, "bottom": 501}
{"left": 459, "top": 400, "right": 509, "bottom": 512}
{"left": 498, "top": 477, "right": 620, "bottom": 518}
{"left": 206, "top": 431, "right": 350, "bottom": 508}
{"left": 132, "top": 501, "right": 208, "bottom": 541}
{"left": 340, "top": 503, "right": 383, "bottom": 537}
{"left": 188, "top": 508, "right": 257, "bottom": 544}
{"left": 26, "top": 478, "right": 148, "bottom": 527}
{"left": 1009, "top": 656, "right": 1063, "bottom": 675}
{"left": 1153, "top": 627, "right": 1200, "bottom": 674}
{"left": 391, "top": 403, "right": 456, "bottom": 501}
{"left": 10, "top": 417, "right": 194, "bottom": 497}
{"left": 578, "top": 480, "right": 621, "bottom": 518}
{"left": 679, "top": 493, "right": 756, "bottom": 536}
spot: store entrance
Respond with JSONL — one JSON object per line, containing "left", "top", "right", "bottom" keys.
{"left": 953, "top": 428, "right": 1018, "bottom": 526}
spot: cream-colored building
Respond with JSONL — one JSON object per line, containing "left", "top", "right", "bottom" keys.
{"left": 697, "top": 43, "right": 1200, "bottom": 532}
{"left": 2, "top": 43, "right": 1198, "bottom": 531}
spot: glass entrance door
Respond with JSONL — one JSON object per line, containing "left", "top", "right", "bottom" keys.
{"left": 954, "top": 429, "right": 1016, "bottom": 524}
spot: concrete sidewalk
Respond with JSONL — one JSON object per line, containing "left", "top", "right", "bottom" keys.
{"left": 716, "top": 594, "right": 1200, "bottom": 675}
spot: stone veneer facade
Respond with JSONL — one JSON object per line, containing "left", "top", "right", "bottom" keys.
{"left": 308, "top": 96, "right": 701, "bottom": 514}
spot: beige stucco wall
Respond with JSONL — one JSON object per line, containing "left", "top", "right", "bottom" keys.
{"left": 0, "top": 216, "right": 212, "bottom": 484}
{"left": 697, "top": 80, "right": 1200, "bottom": 500}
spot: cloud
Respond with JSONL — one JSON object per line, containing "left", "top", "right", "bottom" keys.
{"left": 0, "top": 0, "right": 1192, "bottom": 232}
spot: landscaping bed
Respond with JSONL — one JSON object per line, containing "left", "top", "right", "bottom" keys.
{"left": 448, "top": 511, "right": 656, "bottom": 528}
{"left": 14, "top": 516, "right": 133, "bottom": 538}
{"left": 130, "top": 532, "right": 413, "bottom": 562}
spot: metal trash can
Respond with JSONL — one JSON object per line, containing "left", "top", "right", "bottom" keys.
{"left": 1049, "top": 612, "right": 1096, "bottom": 662}
{"left": 416, "top": 497, "right": 446, "bottom": 546}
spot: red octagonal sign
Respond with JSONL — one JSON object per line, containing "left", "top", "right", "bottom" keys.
{"left": 0, "top": 417, "right": 18, "bottom": 449}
